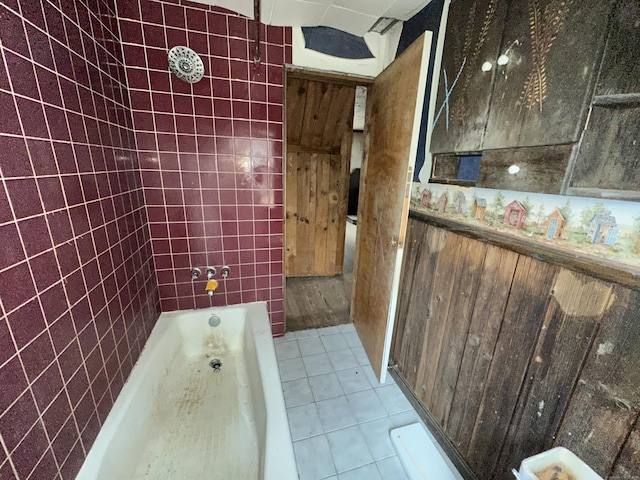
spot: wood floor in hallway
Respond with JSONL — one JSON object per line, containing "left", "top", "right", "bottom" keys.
{"left": 285, "top": 222, "right": 356, "bottom": 331}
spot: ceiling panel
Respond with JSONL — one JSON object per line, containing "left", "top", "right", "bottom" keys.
{"left": 320, "top": 6, "right": 378, "bottom": 37}
{"left": 188, "top": 0, "right": 432, "bottom": 37}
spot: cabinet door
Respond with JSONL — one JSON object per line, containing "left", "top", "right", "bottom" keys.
{"left": 568, "top": 0, "right": 640, "bottom": 198}
{"left": 430, "top": 0, "right": 508, "bottom": 154}
{"left": 483, "top": 0, "right": 609, "bottom": 150}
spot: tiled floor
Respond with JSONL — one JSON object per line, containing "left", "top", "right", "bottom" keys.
{"left": 275, "top": 324, "right": 422, "bottom": 480}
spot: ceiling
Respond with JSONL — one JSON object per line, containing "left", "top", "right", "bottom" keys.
{"left": 195, "top": 0, "right": 432, "bottom": 36}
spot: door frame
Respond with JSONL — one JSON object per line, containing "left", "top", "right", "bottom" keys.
{"left": 283, "top": 66, "right": 374, "bottom": 331}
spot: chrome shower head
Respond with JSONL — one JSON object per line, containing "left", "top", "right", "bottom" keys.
{"left": 167, "top": 46, "right": 204, "bottom": 84}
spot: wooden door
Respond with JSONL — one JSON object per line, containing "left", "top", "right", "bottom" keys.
{"left": 351, "top": 33, "right": 431, "bottom": 381}
{"left": 285, "top": 77, "right": 356, "bottom": 277}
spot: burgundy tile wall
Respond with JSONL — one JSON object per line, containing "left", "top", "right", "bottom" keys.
{"left": 119, "top": 0, "right": 291, "bottom": 334}
{"left": 0, "top": 0, "right": 159, "bottom": 478}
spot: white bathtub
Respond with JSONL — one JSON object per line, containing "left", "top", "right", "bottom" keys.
{"left": 77, "top": 302, "right": 298, "bottom": 480}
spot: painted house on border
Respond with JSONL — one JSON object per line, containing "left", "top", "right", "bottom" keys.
{"left": 588, "top": 210, "right": 618, "bottom": 246}
{"left": 545, "top": 209, "right": 566, "bottom": 239}
{"left": 503, "top": 200, "right": 527, "bottom": 229}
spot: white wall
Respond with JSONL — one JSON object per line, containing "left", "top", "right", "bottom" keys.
{"left": 291, "top": 23, "right": 403, "bottom": 77}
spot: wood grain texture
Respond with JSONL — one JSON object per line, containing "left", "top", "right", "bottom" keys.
{"left": 483, "top": 0, "right": 609, "bottom": 149}
{"left": 466, "top": 256, "right": 557, "bottom": 479}
{"left": 596, "top": 0, "right": 640, "bottom": 96}
{"left": 445, "top": 245, "right": 518, "bottom": 453}
{"left": 352, "top": 35, "right": 426, "bottom": 378}
{"left": 430, "top": 235, "right": 487, "bottom": 428}
{"left": 431, "top": 0, "right": 508, "bottom": 153}
{"left": 493, "top": 271, "right": 612, "bottom": 475}
{"left": 477, "top": 144, "right": 572, "bottom": 194}
{"left": 392, "top": 216, "right": 640, "bottom": 478}
{"left": 431, "top": 0, "right": 506, "bottom": 153}
{"left": 611, "top": 417, "right": 640, "bottom": 480}
{"left": 569, "top": 105, "right": 640, "bottom": 192}
{"left": 284, "top": 75, "right": 355, "bottom": 277}
{"left": 555, "top": 286, "right": 640, "bottom": 477}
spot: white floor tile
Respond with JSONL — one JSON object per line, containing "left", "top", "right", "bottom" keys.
{"left": 363, "top": 365, "right": 383, "bottom": 388}
{"left": 376, "top": 456, "right": 409, "bottom": 480}
{"left": 350, "top": 346, "right": 370, "bottom": 366}
{"left": 375, "top": 384, "right": 413, "bottom": 415}
{"left": 337, "top": 323, "right": 356, "bottom": 333}
{"left": 342, "top": 331, "right": 362, "bottom": 348}
{"left": 326, "top": 425, "right": 374, "bottom": 473}
{"left": 328, "top": 349, "right": 359, "bottom": 372}
{"left": 318, "top": 325, "right": 343, "bottom": 336}
{"left": 287, "top": 403, "right": 323, "bottom": 441}
{"left": 309, "top": 372, "right": 345, "bottom": 401}
{"left": 282, "top": 378, "right": 314, "bottom": 408}
{"left": 298, "top": 336, "right": 326, "bottom": 356}
{"left": 296, "top": 328, "right": 320, "bottom": 339}
{"left": 316, "top": 395, "right": 357, "bottom": 432}
{"left": 276, "top": 340, "right": 301, "bottom": 361}
{"left": 346, "top": 390, "right": 387, "bottom": 423}
{"left": 294, "top": 435, "right": 336, "bottom": 480}
{"left": 336, "top": 367, "right": 374, "bottom": 394}
{"left": 274, "top": 331, "right": 297, "bottom": 343}
{"left": 358, "top": 412, "right": 421, "bottom": 461}
{"left": 338, "top": 463, "right": 382, "bottom": 480}
{"left": 321, "top": 333, "right": 349, "bottom": 352}
{"left": 303, "top": 352, "right": 334, "bottom": 377}
{"left": 279, "top": 357, "right": 307, "bottom": 382}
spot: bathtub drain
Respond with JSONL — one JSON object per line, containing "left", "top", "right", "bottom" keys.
{"left": 209, "top": 359, "right": 222, "bottom": 372}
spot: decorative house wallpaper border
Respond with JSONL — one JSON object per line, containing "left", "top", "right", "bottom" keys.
{"left": 411, "top": 183, "right": 640, "bottom": 270}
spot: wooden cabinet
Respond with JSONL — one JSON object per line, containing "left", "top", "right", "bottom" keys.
{"left": 429, "top": 0, "right": 632, "bottom": 197}
{"left": 482, "top": 0, "right": 610, "bottom": 149}
{"left": 568, "top": 0, "right": 640, "bottom": 199}
{"left": 430, "top": 0, "right": 507, "bottom": 154}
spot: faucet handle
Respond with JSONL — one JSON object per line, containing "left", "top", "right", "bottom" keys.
{"left": 191, "top": 267, "right": 202, "bottom": 280}
{"left": 221, "top": 265, "right": 231, "bottom": 278}
{"left": 206, "top": 267, "right": 216, "bottom": 279}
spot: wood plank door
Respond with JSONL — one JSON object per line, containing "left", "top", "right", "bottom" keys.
{"left": 352, "top": 33, "right": 431, "bottom": 381}
{"left": 285, "top": 77, "right": 356, "bottom": 277}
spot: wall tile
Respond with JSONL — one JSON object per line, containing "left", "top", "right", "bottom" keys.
{"left": 125, "top": 1, "right": 290, "bottom": 326}
{"left": 0, "top": 0, "right": 159, "bottom": 477}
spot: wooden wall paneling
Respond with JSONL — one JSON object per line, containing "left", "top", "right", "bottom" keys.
{"left": 477, "top": 144, "right": 573, "bottom": 194}
{"left": 300, "top": 81, "right": 335, "bottom": 149}
{"left": 611, "top": 416, "right": 640, "bottom": 479}
{"left": 296, "top": 153, "right": 313, "bottom": 275}
{"left": 466, "top": 256, "right": 557, "bottom": 480}
{"left": 393, "top": 222, "right": 447, "bottom": 388}
{"left": 314, "top": 153, "right": 330, "bottom": 274}
{"left": 595, "top": 0, "right": 640, "bottom": 96}
{"left": 413, "top": 232, "right": 465, "bottom": 411}
{"left": 321, "top": 86, "right": 356, "bottom": 148}
{"left": 482, "top": 0, "right": 610, "bottom": 150}
{"left": 568, "top": 106, "right": 640, "bottom": 192}
{"left": 445, "top": 245, "right": 519, "bottom": 452}
{"left": 493, "top": 270, "right": 614, "bottom": 476}
{"left": 555, "top": 286, "right": 640, "bottom": 477}
{"left": 430, "top": 0, "right": 508, "bottom": 153}
{"left": 286, "top": 78, "right": 308, "bottom": 145}
{"left": 285, "top": 152, "right": 298, "bottom": 276}
{"left": 430, "top": 235, "right": 488, "bottom": 428}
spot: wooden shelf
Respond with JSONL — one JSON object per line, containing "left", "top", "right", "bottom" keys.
{"left": 592, "top": 93, "right": 640, "bottom": 107}
{"left": 409, "top": 209, "right": 640, "bottom": 290}
{"left": 429, "top": 179, "right": 476, "bottom": 187}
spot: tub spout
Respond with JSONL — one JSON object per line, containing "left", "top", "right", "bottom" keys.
{"left": 205, "top": 279, "right": 218, "bottom": 297}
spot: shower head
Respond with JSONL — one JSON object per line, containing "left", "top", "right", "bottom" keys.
{"left": 167, "top": 46, "right": 204, "bottom": 84}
